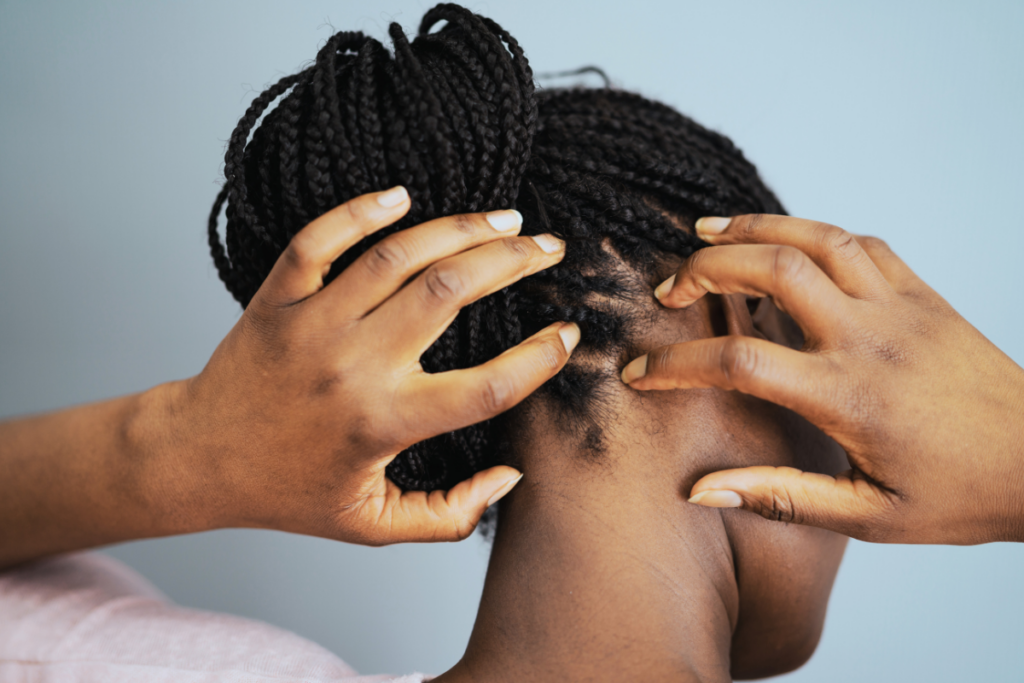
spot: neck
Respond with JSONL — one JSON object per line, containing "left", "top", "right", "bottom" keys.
{"left": 437, "top": 403, "right": 740, "bottom": 683}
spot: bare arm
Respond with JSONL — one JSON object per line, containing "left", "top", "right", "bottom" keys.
{"left": 0, "top": 383, "right": 201, "bottom": 569}
{"left": 0, "top": 187, "right": 579, "bottom": 570}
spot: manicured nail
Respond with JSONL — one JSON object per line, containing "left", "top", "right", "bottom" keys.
{"left": 620, "top": 354, "right": 648, "bottom": 384}
{"left": 688, "top": 490, "right": 743, "bottom": 508}
{"left": 558, "top": 322, "right": 581, "bottom": 353}
{"left": 377, "top": 186, "right": 408, "bottom": 208}
{"left": 486, "top": 209, "right": 522, "bottom": 232}
{"left": 531, "top": 234, "right": 564, "bottom": 254}
{"left": 695, "top": 216, "right": 731, "bottom": 237}
{"left": 487, "top": 473, "right": 524, "bottom": 507}
{"left": 654, "top": 274, "right": 676, "bottom": 301}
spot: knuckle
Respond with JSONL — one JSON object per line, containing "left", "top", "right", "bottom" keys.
{"left": 738, "top": 213, "right": 767, "bottom": 239}
{"left": 422, "top": 265, "right": 467, "bottom": 304}
{"left": 451, "top": 214, "right": 478, "bottom": 235}
{"left": 862, "top": 332, "right": 914, "bottom": 365}
{"left": 760, "top": 484, "right": 798, "bottom": 524}
{"left": 648, "top": 346, "right": 678, "bottom": 377}
{"left": 343, "top": 196, "right": 370, "bottom": 225}
{"left": 284, "top": 233, "right": 320, "bottom": 271}
{"left": 479, "top": 375, "right": 517, "bottom": 415}
{"left": 719, "top": 336, "right": 758, "bottom": 388}
{"left": 365, "top": 237, "right": 412, "bottom": 278}
{"left": 502, "top": 235, "right": 535, "bottom": 263}
{"left": 771, "top": 245, "right": 811, "bottom": 289}
{"left": 682, "top": 247, "right": 711, "bottom": 278}
{"left": 814, "top": 223, "right": 859, "bottom": 261}
{"left": 857, "top": 235, "right": 891, "bottom": 254}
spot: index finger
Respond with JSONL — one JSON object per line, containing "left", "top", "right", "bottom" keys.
{"left": 656, "top": 243, "right": 852, "bottom": 342}
{"left": 255, "top": 186, "right": 411, "bottom": 307}
{"left": 393, "top": 322, "right": 580, "bottom": 444}
{"left": 622, "top": 335, "right": 840, "bottom": 425}
{"left": 695, "top": 214, "right": 892, "bottom": 301}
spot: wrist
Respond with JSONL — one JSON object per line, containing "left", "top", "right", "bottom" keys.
{"left": 124, "top": 379, "right": 222, "bottom": 536}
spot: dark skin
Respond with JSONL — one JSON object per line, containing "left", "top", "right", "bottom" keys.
{"left": 624, "top": 215, "right": 1024, "bottom": 545}
{"left": 437, "top": 263, "right": 848, "bottom": 683}
{"left": 0, "top": 189, "right": 579, "bottom": 569}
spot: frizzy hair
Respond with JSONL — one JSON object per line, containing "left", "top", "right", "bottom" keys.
{"left": 208, "top": 3, "right": 784, "bottom": 492}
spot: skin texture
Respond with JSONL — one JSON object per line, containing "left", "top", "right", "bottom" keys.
{"left": 624, "top": 214, "right": 1024, "bottom": 545}
{"left": 0, "top": 188, "right": 580, "bottom": 569}
{"left": 436, "top": 260, "right": 847, "bottom": 683}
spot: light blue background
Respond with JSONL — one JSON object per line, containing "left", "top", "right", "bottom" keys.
{"left": 1, "top": 1, "right": 1022, "bottom": 680}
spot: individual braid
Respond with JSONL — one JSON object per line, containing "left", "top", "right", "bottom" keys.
{"left": 209, "top": 3, "right": 785, "bottom": 493}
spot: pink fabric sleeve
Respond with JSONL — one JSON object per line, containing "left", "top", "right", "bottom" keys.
{"left": 0, "top": 552, "right": 431, "bottom": 683}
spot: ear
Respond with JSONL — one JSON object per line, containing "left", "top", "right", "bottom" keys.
{"left": 749, "top": 296, "right": 805, "bottom": 350}
{"left": 719, "top": 293, "right": 757, "bottom": 337}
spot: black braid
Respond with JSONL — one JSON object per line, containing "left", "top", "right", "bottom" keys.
{"left": 209, "top": 3, "right": 785, "bottom": 494}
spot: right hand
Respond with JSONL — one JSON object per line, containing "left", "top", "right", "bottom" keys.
{"left": 172, "top": 186, "right": 578, "bottom": 545}
{"left": 622, "top": 214, "right": 1024, "bottom": 545}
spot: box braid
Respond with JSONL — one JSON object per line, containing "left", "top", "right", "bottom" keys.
{"left": 208, "top": 3, "right": 785, "bottom": 493}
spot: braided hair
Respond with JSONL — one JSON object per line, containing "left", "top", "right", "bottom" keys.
{"left": 209, "top": 3, "right": 784, "bottom": 493}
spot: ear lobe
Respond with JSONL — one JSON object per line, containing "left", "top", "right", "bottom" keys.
{"left": 750, "top": 297, "right": 805, "bottom": 350}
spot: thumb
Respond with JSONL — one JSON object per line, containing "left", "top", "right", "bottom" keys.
{"left": 386, "top": 466, "right": 523, "bottom": 543}
{"left": 687, "top": 466, "right": 900, "bottom": 541}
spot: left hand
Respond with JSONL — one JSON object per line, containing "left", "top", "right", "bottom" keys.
{"left": 621, "top": 214, "right": 1024, "bottom": 545}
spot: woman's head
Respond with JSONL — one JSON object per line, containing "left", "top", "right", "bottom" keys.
{"left": 209, "top": 5, "right": 847, "bottom": 677}
{"left": 209, "top": 3, "right": 785, "bottom": 492}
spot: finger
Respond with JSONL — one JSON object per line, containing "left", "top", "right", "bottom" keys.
{"left": 394, "top": 322, "right": 580, "bottom": 442}
{"left": 853, "top": 234, "right": 932, "bottom": 297}
{"left": 654, "top": 244, "right": 851, "bottom": 341}
{"left": 687, "top": 466, "right": 901, "bottom": 543}
{"left": 694, "top": 214, "right": 892, "bottom": 301}
{"left": 254, "top": 186, "right": 410, "bottom": 307}
{"left": 324, "top": 209, "right": 525, "bottom": 319}
{"left": 351, "top": 466, "right": 523, "bottom": 544}
{"left": 367, "top": 234, "right": 565, "bottom": 362}
{"left": 622, "top": 336, "right": 838, "bottom": 423}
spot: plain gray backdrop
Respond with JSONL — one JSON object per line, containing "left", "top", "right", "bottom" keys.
{"left": 1, "top": 0, "right": 1022, "bottom": 680}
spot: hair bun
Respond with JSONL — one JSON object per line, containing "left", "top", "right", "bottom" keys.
{"left": 210, "top": 4, "right": 537, "bottom": 309}
{"left": 211, "top": 3, "right": 784, "bottom": 497}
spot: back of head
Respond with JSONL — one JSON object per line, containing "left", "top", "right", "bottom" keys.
{"left": 208, "top": 2, "right": 785, "bottom": 493}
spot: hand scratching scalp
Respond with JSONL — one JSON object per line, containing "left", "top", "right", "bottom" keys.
{"left": 209, "top": 3, "right": 784, "bottom": 492}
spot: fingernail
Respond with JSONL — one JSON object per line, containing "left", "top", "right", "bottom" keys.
{"left": 688, "top": 490, "right": 743, "bottom": 508}
{"left": 487, "top": 473, "right": 524, "bottom": 508}
{"left": 695, "top": 216, "right": 731, "bottom": 237}
{"left": 558, "top": 322, "right": 581, "bottom": 353}
{"left": 654, "top": 274, "right": 675, "bottom": 301}
{"left": 377, "top": 186, "right": 408, "bottom": 208}
{"left": 486, "top": 210, "right": 522, "bottom": 232}
{"left": 620, "top": 354, "right": 648, "bottom": 384}
{"left": 531, "top": 234, "right": 564, "bottom": 254}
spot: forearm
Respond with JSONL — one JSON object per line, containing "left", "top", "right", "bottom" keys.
{"left": 0, "top": 380, "right": 209, "bottom": 570}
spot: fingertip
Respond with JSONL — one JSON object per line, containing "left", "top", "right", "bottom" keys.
{"left": 695, "top": 216, "right": 731, "bottom": 238}
{"left": 376, "top": 185, "right": 409, "bottom": 208}
{"left": 621, "top": 354, "right": 648, "bottom": 385}
{"left": 558, "top": 322, "right": 581, "bottom": 353}
{"left": 688, "top": 490, "right": 743, "bottom": 508}
{"left": 654, "top": 274, "right": 676, "bottom": 301}
{"left": 486, "top": 471, "right": 524, "bottom": 508}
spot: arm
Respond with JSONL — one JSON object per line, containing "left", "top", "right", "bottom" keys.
{"left": 0, "top": 187, "right": 579, "bottom": 570}
{"left": 623, "top": 214, "right": 1024, "bottom": 544}
{"left": 0, "top": 383, "right": 199, "bottom": 569}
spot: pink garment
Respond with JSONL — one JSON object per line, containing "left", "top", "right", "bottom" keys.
{"left": 0, "top": 553, "right": 431, "bottom": 683}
